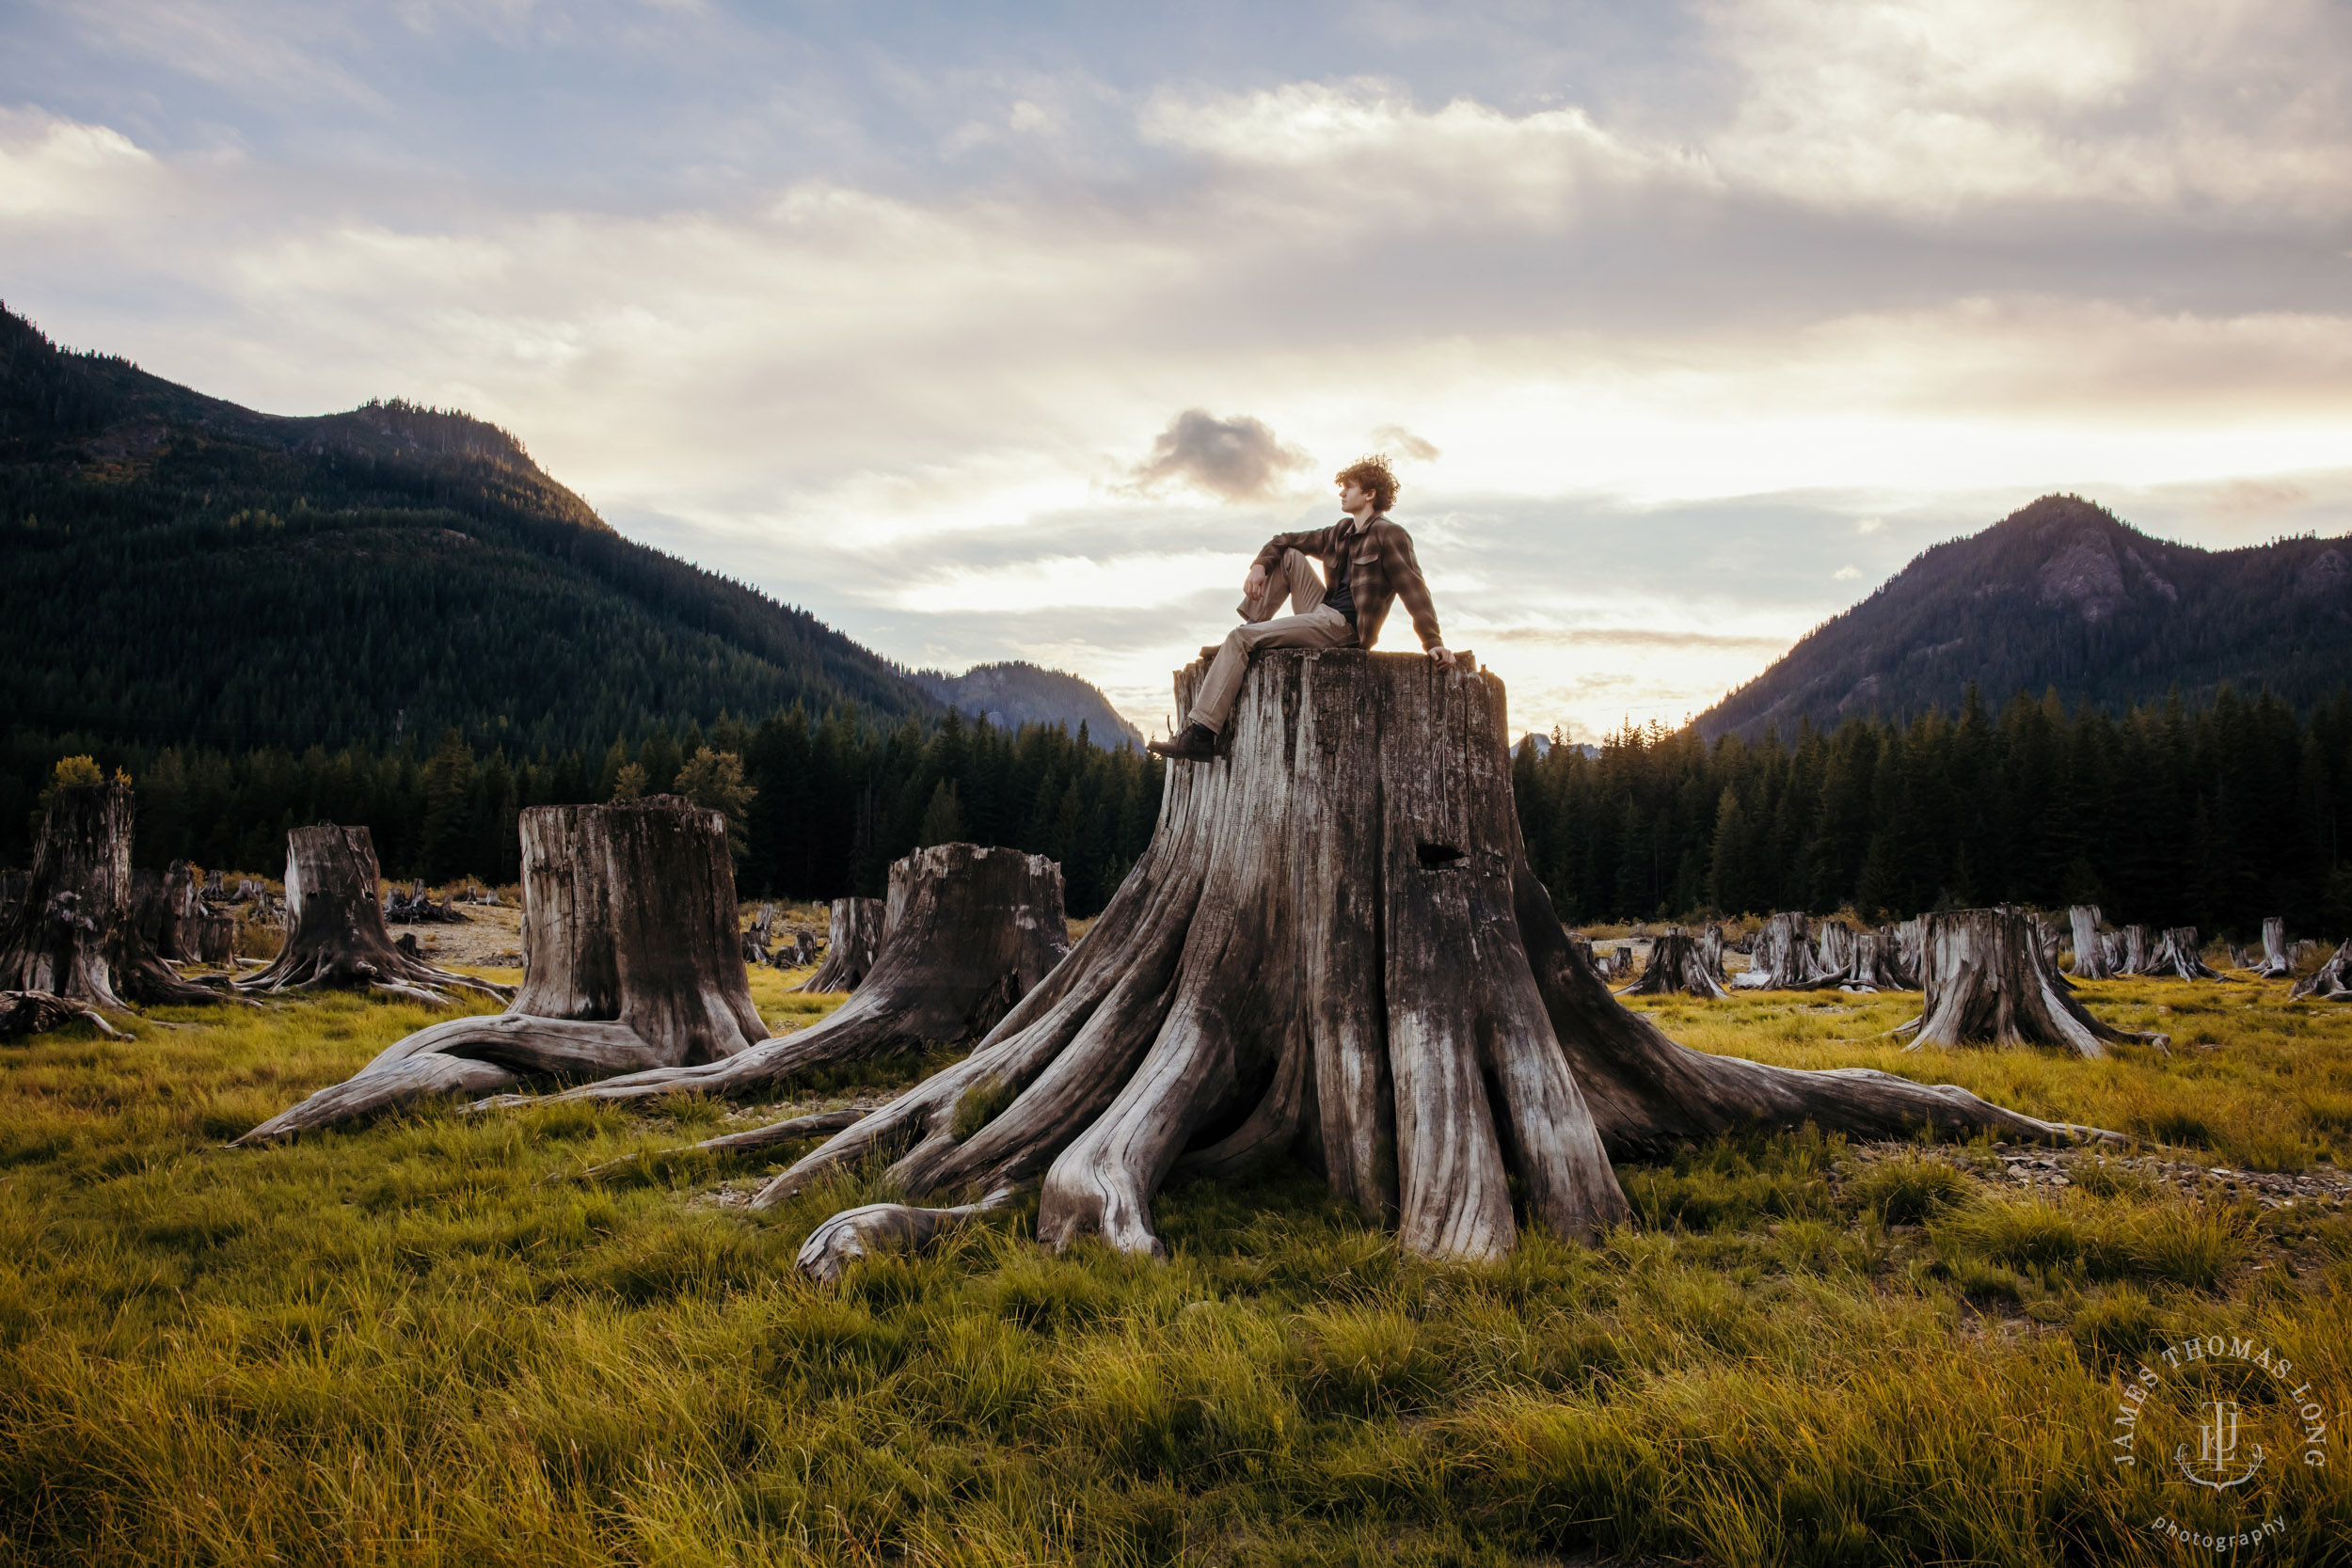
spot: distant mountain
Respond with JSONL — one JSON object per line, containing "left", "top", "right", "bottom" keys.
{"left": 912, "top": 662, "right": 1146, "bottom": 749}
{"left": 1697, "top": 494, "right": 2352, "bottom": 741}
{"left": 0, "top": 303, "right": 938, "bottom": 753}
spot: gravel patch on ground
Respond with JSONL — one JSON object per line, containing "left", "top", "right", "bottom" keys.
{"left": 1838, "top": 1136, "right": 2352, "bottom": 1211}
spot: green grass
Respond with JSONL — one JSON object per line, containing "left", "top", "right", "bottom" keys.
{"left": 0, "top": 975, "right": 2347, "bottom": 1564}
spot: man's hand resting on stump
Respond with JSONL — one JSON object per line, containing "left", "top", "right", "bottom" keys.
{"left": 1429, "top": 646, "right": 1456, "bottom": 669}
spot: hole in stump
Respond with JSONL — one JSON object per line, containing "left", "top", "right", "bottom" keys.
{"left": 1416, "top": 842, "right": 1465, "bottom": 868}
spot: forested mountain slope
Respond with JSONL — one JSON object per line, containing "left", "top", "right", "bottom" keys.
{"left": 0, "top": 303, "right": 937, "bottom": 754}
{"left": 1699, "top": 495, "right": 2352, "bottom": 741}
{"left": 912, "top": 662, "right": 1147, "bottom": 749}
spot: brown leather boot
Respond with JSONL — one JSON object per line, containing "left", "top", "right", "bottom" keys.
{"left": 1147, "top": 721, "right": 1218, "bottom": 762}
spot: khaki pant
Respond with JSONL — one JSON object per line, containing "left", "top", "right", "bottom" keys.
{"left": 1188, "top": 549, "right": 1360, "bottom": 733}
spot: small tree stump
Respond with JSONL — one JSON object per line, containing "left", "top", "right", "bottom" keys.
{"left": 2118, "top": 924, "right": 2153, "bottom": 975}
{"left": 2035, "top": 917, "right": 2066, "bottom": 972}
{"left": 238, "top": 826, "right": 510, "bottom": 1007}
{"left": 231, "top": 797, "right": 768, "bottom": 1145}
{"left": 2254, "top": 917, "right": 2290, "bottom": 979}
{"left": 513, "top": 844, "right": 1069, "bottom": 1108}
{"left": 1617, "top": 928, "right": 1729, "bottom": 999}
{"left": 796, "top": 896, "right": 887, "bottom": 992}
{"left": 2288, "top": 941, "right": 2351, "bottom": 1001}
{"left": 1697, "top": 923, "right": 1727, "bottom": 983}
{"left": 1874, "top": 922, "right": 1916, "bottom": 988}
{"left": 2148, "top": 926, "right": 2229, "bottom": 981}
{"left": 1816, "top": 920, "right": 1856, "bottom": 978}
{"left": 1898, "top": 908, "right": 2168, "bottom": 1055}
{"left": 0, "top": 990, "right": 124, "bottom": 1039}
{"left": 2068, "top": 905, "right": 2111, "bottom": 979}
{"left": 0, "top": 782, "right": 214, "bottom": 1009}
{"left": 750, "top": 652, "right": 2109, "bottom": 1272}
{"left": 1732, "top": 911, "right": 1829, "bottom": 990}
{"left": 132, "top": 861, "right": 202, "bottom": 963}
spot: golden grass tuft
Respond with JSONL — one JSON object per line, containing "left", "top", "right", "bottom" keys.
{"left": 0, "top": 974, "right": 2344, "bottom": 1563}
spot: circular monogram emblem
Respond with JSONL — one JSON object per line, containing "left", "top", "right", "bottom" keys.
{"left": 2109, "top": 1329, "right": 2331, "bottom": 1553}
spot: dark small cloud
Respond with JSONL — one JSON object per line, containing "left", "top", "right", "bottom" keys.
{"left": 1371, "top": 423, "right": 1440, "bottom": 463}
{"left": 1128, "top": 408, "right": 1309, "bottom": 501}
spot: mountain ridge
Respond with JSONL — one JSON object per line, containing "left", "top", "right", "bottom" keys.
{"left": 1697, "top": 494, "right": 2352, "bottom": 741}
{"left": 0, "top": 305, "right": 1133, "bottom": 755}
{"left": 912, "top": 662, "right": 1147, "bottom": 750}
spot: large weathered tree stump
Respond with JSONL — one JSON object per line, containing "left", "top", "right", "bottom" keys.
{"left": 744, "top": 652, "right": 2110, "bottom": 1270}
{"left": 237, "top": 826, "right": 510, "bottom": 1007}
{"left": 2068, "top": 905, "right": 2110, "bottom": 980}
{"left": 2148, "top": 926, "right": 2229, "bottom": 982}
{"left": 2254, "top": 917, "right": 2290, "bottom": 979}
{"left": 509, "top": 844, "right": 1068, "bottom": 1108}
{"left": 0, "top": 783, "right": 214, "bottom": 1009}
{"left": 232, "top": 797, "right": 767, "bottom": 1145}
{"left": 1897, "top": 908, "right": 2168, "bottom": 1055}
{"left": 2119, "top": 924, "right": 2153, "bottom": 975}
{"left": 2288, "top": 941, "right": 2351, "bottom": 1001}
{"left": 1617, "top": 928, "right": 1729, "bottom": 999}
{"left": 796, "top": 896, "right": 888, "bottom": 992}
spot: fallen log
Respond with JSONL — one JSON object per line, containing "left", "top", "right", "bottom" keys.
{"left": 751, "top": 651, "right": 2113, "bottom": 1272}
{"left": 797, "top": 1187, "right": 1021, "bottom": 1287}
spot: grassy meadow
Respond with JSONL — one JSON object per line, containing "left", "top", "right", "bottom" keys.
{"left": 1, "top": 961, "right": 2348, "bottom": 1565}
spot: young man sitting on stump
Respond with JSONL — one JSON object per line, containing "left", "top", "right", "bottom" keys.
{"left": 1150, "top": 454, "right": 1454, "bottom": 761}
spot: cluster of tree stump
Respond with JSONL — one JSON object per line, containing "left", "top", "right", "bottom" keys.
{"left": 740, "top": 904, "right": 822, "bottom": 969}
{"left": 748, "top": 652, "right": 2112, "bottom": 1272}
{"left": 386, "top": 881, "right": 469, "bottom": 924}
{"left": 15, "top": 648, "right": 2344, "bottom": 1275}
{"left": 0, "top": 781, "right": 218, "bottom": 1028}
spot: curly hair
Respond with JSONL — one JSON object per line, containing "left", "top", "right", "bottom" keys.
{"left": 1334, "top": 454, "right": 1399, "bottom": 515}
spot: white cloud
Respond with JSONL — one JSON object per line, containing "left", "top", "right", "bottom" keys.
{"left": 1708, "top": 0, "right": 2352, "bottom": 216}
{"left": 0, "top": 109, "right": 158, "bottom": 220}
{"left": 8, "top": 4, "right": 2352, "bottom": 741}
{"left": 894, "top": 550, "right": 1240, "bottom": 614}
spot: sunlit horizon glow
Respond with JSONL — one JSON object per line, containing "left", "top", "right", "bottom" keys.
{"left": 3, "top": 1, "right": 2347, "bottom": 740}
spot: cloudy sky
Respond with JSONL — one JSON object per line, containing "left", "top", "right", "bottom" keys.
{"left": 6, "top": 1, "right": 2349, "bottom": 741}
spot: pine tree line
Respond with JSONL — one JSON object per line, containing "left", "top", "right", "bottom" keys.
{"left": 0, "top": 708, "right": 1164, "bottom": 918}
{"left": 1514, "top": 684, "right": 2352, "bottom": 940}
